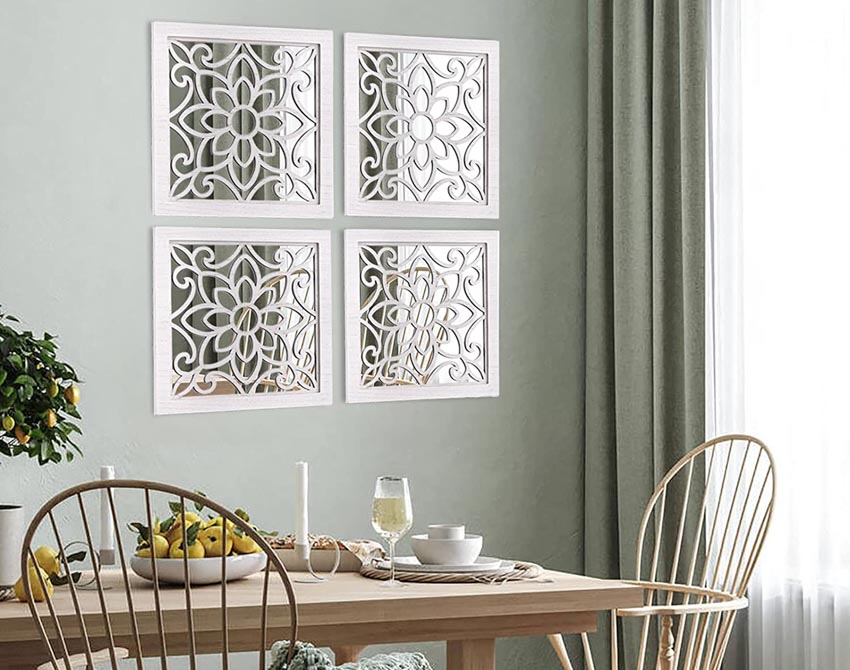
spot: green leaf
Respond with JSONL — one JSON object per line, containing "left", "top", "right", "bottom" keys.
{"left": 159, "top": 516, "right": 175, "bottom": 533}
{"left": 50, "top": 571, "right": 82, "bottom": 587}
{"left": 0, "top": 369, "right": 7, "bottom": 385}
{"left": 12, "top": 374, "right": 35, "bottom": 386}
{"left": 64, "top": 550, "right": 86, "bottom": 563}
{"left": 234, "top": 508, "right": 250, "bottom": 523}
{"left": 1, "top": 387, "right": 13, "bottom": 398}
{"left": 7, "top": 354, "right": 22, "bottom": 369}
{"left": 127, "top": 522, "right": 150, "bottom": 543}
{"left": 193, "top": 490, "right": 207, "bottom": 512}
{"left": 185, "top": 521, "right": 201, "bottom": 545}
{"left": 168, "top": 501, "right": 183, "bottom": 515}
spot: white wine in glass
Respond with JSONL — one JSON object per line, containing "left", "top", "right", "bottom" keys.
{"left": 371, "top": 476, "right": 412, "bottom": 587}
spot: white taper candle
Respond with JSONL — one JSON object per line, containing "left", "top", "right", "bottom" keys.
{"left": 295, "top": 462, "right": 309, "bottom": 559}
{"left": 99, "top": 465, "right": 115, "bottom": 565}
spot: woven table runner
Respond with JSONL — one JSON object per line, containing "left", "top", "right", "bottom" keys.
{"left": 360, "top": 560, "right": 542, "bottom": 584}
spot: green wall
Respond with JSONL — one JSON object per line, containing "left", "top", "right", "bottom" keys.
{"left": 0, "top": 1, "right": 587, "bottom": 667}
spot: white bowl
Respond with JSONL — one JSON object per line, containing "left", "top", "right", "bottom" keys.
{"left": 410, "top": 534, "right": 483, "bottom": 566}
{"left": 130, "top": 553, "right": 267, "bottom": 585}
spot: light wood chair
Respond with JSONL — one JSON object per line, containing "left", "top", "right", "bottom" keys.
{"left": 548, "top": 434, "right": 776, "bottom": 670}
{"left": 20, "top": 480, "right": 299, "bottom": 670}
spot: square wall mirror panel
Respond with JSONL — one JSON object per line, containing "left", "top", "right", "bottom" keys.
{"left": 153, "top": 227, "right": 332, "bottom": 414}
{"left": 344, "top": 33, "right": 499, "bottom": 218}
{"left": 345, "top": 229, "right": 499, "bottom": 403}
{"left": 152, "top": 22, "right": 333, "bottom": 218}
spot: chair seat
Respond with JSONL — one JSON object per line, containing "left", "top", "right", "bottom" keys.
{"left": 269, "top": 641, "right": 432, "bottom": 670}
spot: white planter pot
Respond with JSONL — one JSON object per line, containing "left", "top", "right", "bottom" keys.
{"left": 0, "top": 504, "right": 24, "bottom": 587}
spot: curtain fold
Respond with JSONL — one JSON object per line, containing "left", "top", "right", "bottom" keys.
{"left": 583, "top": 0, "right": 706, "bottom": 665}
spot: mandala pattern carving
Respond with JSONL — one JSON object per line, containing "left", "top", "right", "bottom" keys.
{"left": 168, "top": 39, "right": 319, "bottom": 202}
{"left": 358, "top": 243, "right": 487, "bottom": 387}
{"left": 169, "top": 242, "right": 319, "bottom": 397}
{"left": 357, "top": 49, "right": 487, "bottom": 203}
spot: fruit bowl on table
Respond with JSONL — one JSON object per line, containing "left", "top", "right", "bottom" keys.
{"left": 130, "top": 552, "right": 267, "bottom": 586}
{"left": 127, "top": 507, "right": 272, "bottom": 586}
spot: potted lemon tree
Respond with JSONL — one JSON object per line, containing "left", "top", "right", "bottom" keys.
{"left": 0, "top": 307, "right": 82, "bottom": 587}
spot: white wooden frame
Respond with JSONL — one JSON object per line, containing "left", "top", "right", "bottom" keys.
{"left": 152, "top": 22, "right": 334, "bottom": 218}
{"left": 344, "top": 229, "right": 499, "bottom": 403}
{"left": 153, "top": 227, "right": 332, "bottom": 415}
{"left": 344, "top": 33, "right": 500, "bottom": 218}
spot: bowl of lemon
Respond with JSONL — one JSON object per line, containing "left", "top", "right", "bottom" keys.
{"left": 129, "top": 503, "right": 274, "bottom": 586}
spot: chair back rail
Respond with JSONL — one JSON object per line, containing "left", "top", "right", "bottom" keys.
{"left": 19, "top": 480, "right": 298, "bottom": 670}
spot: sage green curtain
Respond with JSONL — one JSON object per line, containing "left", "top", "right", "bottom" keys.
{"left": 582, "top": 0, "right": 705, "bottom": 664}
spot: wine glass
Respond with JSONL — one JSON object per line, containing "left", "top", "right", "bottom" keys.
{"left": 371, "top": 476, "right": 413, "bottom": 587}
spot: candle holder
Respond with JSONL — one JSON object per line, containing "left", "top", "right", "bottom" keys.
{"left": 60, "top": 541, "right": 107, "bottom": 591}
{"left": 292, "top": 535, "right": 341, "bottom": 584}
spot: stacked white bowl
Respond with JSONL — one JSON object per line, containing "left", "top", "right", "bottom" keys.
{"left": 410, "top": 524, "right": 483, "bottom": 565}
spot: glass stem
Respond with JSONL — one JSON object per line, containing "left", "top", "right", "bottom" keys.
{"left": 389, "top": 537, "right": 397, "bottom": 583}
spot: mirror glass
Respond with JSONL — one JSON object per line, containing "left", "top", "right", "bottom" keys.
{"left": 168, "top": 39, "right": 319, "bottom": 203}
{"left": 356, "top": 49, "right": 488, "bottom": 204}
{"left": 169, "top": 242, "right": 319, "bottom": 397}
{"left": 357, "top": 243, "right": 487, "bottom": 387}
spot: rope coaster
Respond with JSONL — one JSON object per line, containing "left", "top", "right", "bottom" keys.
{"left": 360, "top": 559, "right": 543, "bottom": 584}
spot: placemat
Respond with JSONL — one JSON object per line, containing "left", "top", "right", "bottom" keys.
{"left": 360, "top": 559, "right": 542, "bottom": 584}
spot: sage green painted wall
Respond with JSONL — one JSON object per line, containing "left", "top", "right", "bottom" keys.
{"left": 0, "top": 1, "right": 586, "bottom": 667}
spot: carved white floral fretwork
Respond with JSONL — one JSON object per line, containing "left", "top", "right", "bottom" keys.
{"left": 344, "top": 34, "right": 499, "bottom": 218}
{"left": 154, "top": 228, "right": 332, "bottom": 414}
{"left": 345, "top": 230, "right": 499, "bottom": 403}
{"left": 152, "top": 23, "right": 333, "bottom": 218}
{"left": 169, "top": 40, "right": 318, "bottom": 202}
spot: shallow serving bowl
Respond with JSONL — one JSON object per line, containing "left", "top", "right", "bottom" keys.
{"left": 411, "top": 534, "right": 483, "bottom": 566}
{"left": 130, "top": 553, "right": 267, "bottom": 585}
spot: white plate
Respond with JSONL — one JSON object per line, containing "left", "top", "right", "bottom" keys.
{"left": 378, "top": 556, "right": 514, "bottom": 574}
{"left": 130, "top": 553, "right": 267, "bottom": 585}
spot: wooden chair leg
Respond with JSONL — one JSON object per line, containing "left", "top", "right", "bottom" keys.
{"left": 547, "top": 634, "right": 575, "bottom": 670}
{"left": 333, "top": 645, "right": 366, "bottom": 664}
{"left": 657, "top": 615, "right": 676, "bottom": 670}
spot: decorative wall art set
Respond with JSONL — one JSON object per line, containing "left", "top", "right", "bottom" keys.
{"left": 150, "top": 22, "right": 500, "bottom": 414}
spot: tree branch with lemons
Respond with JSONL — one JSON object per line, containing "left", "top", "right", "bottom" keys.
{"left": 0, "top": 308, "right": 82, "bottom": 465}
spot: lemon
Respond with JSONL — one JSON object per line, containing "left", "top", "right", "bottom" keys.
{"left": 63, "top": 384, "right": 80, "bottom": 405}
{"left": 1, "top": 416, "right": 14, "bottom": 432}
{"left": 165, "top": 512, "right": 202, "bottom": 545}
{"left": 44, "top": 410, "right": 57, "bottom": 428}
{"left": 14, "top": 565, "right": 53, "bottom": 602}
{"left": 232, "top": 533, "right": 262, "bottom": 554}
{"left": 204, "top": 516, "right": 235, "bottom": 531}
{"left": 135, "top": 535, "right": 169, "bottom": 559}
{"left": 14, "top": 426, "right": 30, "bottom": 445}
{"left": 169, "top": 539, "right": 205, "bottom": 559}
{"left": 47, "top": 381, "right": 59, "bottom": 398}
{"left": 33, "top": 546, "right": 60, "bottom": 577}
{"left": 199, "top": 526, "right": 233, "bottom": 557}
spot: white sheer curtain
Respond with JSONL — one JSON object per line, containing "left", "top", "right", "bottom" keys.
{"left": 708, "top": 0, "right": 850, "bottom": 668}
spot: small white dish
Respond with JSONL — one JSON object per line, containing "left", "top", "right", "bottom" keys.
{"left": 427, "top": 524, "right": 465, "bottom": 540}
{"left": 130, "top": 553, "right": 267, "bottom": 585}
{"left": 411, "top": 533, "right": 483, "bottom": 565}
{"left": 381, "top": 556, "right": 514, "bottom": 574}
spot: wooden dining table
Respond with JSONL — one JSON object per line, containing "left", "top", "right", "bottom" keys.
{"left": 0, "top": 568, "right": 642, "bottom": 669}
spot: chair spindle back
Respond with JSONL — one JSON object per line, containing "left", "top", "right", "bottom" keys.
{"left": 20, "top": 480, "right": 298, "bottom": 670}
